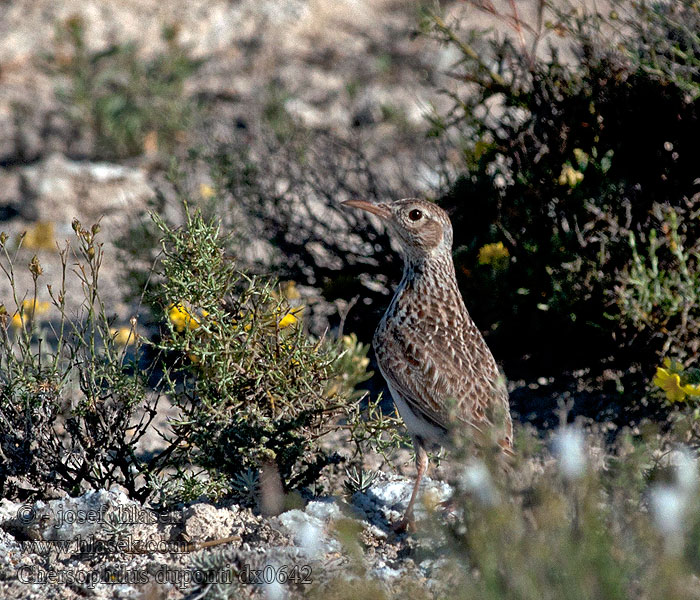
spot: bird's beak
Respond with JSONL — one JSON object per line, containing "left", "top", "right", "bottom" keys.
{"left": 341, "top": 199, "right": 392, "bottom": 220}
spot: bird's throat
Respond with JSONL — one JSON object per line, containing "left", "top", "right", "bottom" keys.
{"left": 400, "top": 252, "right": 459, "bottom": 298}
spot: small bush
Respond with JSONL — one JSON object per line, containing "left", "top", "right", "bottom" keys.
{"left": 438, "top": 430, "right": 700, "bottom": 600}
{"left": 618, "top": 203, "right": 700, "bottom": 362}
{"left": 301, "top": 425, "right": 700, "bottom": 600}
{"left": 147, "top": 204, "right": 374, "bottom": 496}
{"left": 0, "top": 223, "right": 159, "bottom": 501}
{"left": 47, "top": 16, "right": 202, "bottom": 158}
{"left": 0, "top": 201, "right": 382, "bottom": 504}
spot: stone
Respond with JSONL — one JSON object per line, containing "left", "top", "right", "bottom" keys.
{"left": 273, "top": 501, "right": 343, "bottom": 558}
{"left": 353, "top": 473, "right": 452, "bottom": 525}
{"left": 182, "top": 503, "right": 241, "bottom": 543}
{"left": 18, "top": 153, "right": 154, "bottom": 229}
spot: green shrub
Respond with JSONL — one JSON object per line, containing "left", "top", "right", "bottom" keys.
{"left": 619, "top": 204, "right": 699, "bottom": 362}
{"left": 297, "top": 425, "right": 700, "bottom": 600}
{"left": 0, "top": 203, "right": 381, "bottom": 504}
{"left": 147, "top": 204, "right": 374, "bottom": 497}
{"left": 433, "top": 428, "right": 700, "bottom": 600}
{"left": 48, "top": 16, "right": 202, "bottom": 158}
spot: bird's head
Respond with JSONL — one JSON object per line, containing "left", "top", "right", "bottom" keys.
{"left": 342, "top": 198, "right": 453, "bottom": 261}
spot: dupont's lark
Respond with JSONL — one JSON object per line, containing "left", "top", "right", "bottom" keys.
{"left": 343, "top": 198, "right": 512, "bottom": 531}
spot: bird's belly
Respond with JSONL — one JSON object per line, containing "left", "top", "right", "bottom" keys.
{"left": 385, "top": 380, "right": 447, "bottom": 448}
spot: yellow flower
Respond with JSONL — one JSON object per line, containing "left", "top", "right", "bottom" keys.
{"left": 110, "top": 327, "right": 137, "bottom": 347}
{"left": 24, "top": 299, "right": 50, "bottom": 316}
{"left": 168, "top": 303, "right": 207, "bottom": 332}
{"left": 278, "top": 312, "right": 299, "bottom": 329}
{"left": 654, "top": 368, "right": 686, "bottom": 402}
{"left": 653, "top": 367, "right": 700, "bottom": 402}
{"left": 478, "top": 242, "right": 510, "bottom": 265}
{"left": 199, "top": 183, "right": 216, "bottom": 199}
{"left": 558, "top": 164, "right": 584, "bottom": 187}
{"left": 10, "top": 313, "right": 23, "bottom": 330}
{"left": 10, "top": 300, "right": 51, "bottom": 329}
{"left": 684, "top": 382, "right": 700, "bottom": 396}
{"left": 22, "top": 222, "right": 56, "bottom": 251}
{"left": 277, "top": 306, "right": 304, "bottom": 329}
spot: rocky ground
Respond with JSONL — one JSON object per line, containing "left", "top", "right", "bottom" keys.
{"left": 0, "top": 0, "right": 461, "bottom": 336}
{"left": 0, "top": 473, "right": 454, "bottom": 599}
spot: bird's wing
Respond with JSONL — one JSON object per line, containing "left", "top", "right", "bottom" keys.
{"left": 375, "top": 315, "right": 509, "bottom": 444}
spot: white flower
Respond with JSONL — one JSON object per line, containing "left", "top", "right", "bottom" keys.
{"left": 649, "top": 485, "right": 687, "bottom": 545}
{"left": 648, "top": 448, "right": 697, "bottom": 554}
{"left": 553, "top": 427, "right": 586, "bottom": 480}
{"left": 673, "top": 447, "right": 698, "bottom": 494}
{"left": 459, "top": 460, "right": 498, "bottom": 506}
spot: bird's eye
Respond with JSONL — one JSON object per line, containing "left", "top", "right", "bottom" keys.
{"left": 408, "top": 209, "right": 423, "bottom": 222}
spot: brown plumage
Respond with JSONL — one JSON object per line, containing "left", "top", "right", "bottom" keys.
{"left": 343, "top": 198, "right": 512, "bottom": 530}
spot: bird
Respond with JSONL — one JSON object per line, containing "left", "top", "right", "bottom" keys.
{"left": 343, "top": 198, "right": 512, "bottom": 531}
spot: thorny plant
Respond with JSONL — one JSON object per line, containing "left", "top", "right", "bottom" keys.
{"left": 142, "top": 203, "right": 392, "bottom": 498}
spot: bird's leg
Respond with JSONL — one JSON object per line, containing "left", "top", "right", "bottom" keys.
{"left": 393, "top": 440, "right": 428, "bottom": 533}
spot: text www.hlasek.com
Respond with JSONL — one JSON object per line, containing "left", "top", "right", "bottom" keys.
{"left": 17, "top": 564, "right": 313, "bottom": 589}
{"left": 19, "top": 535, "right": 191, "bottom": 556}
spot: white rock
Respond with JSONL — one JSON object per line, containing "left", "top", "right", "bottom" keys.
{"left": 183, "top": 503, "right": 240, "bottom": 542}
{"left": 264, "top": 578, "right": 287, "bottom": 600}
{"left": 0, "top": 498, "right": 22, "bottom": 526}
{"left": 369, "top": 559, "right": 404, "bottom": 581}
{"left": 297, "top": 521, "right": 324, "bottom": 559}
{"left": 274, "top": 508, "right": 339, "bottom": 557}
{"left": 304, "top": 500, "right": 341, "bottom": 522}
